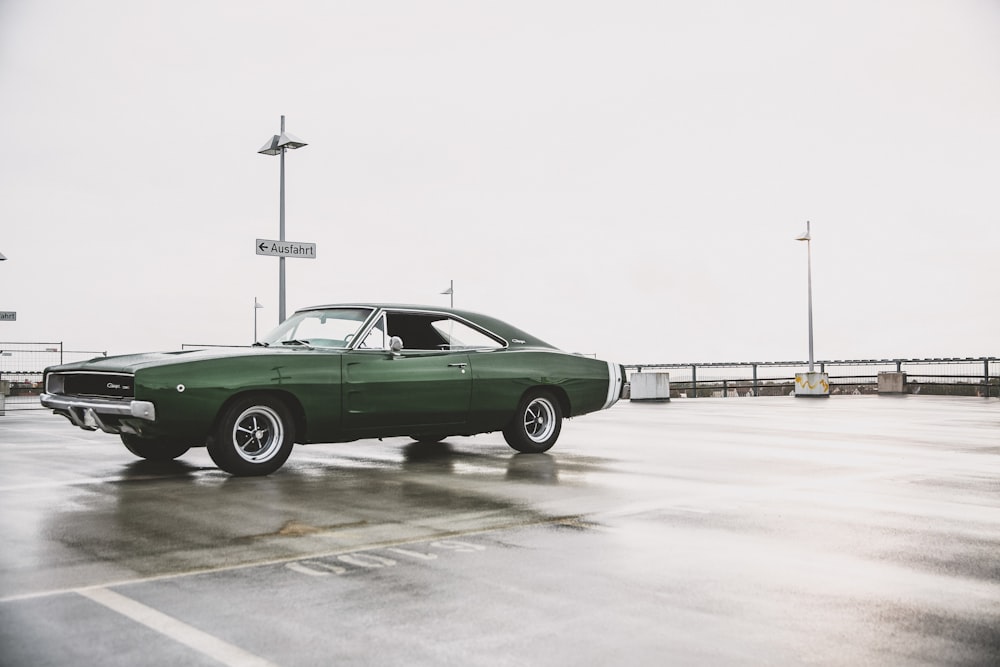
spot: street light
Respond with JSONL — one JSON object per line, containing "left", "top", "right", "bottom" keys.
{"left": 253, "top": 298, "right": 264, "bottom": 342}
{"left": 441, "top": 280, "right": 454, "bottom": 308}
{"left": 258, "top": 115, "right": 307, "bottom": 324}
{"left": 796, "top": 220, "right": 815, "bottom": 372}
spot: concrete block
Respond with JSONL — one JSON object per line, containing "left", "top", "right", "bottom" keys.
{"left": 630, "top": 372, "right": 670, "bottom": 401}
{"left": 795, "top": 372, "right": 830, "bottom": 397}
{"left": 878, "top": 372, "right": 907, "bottom": 394}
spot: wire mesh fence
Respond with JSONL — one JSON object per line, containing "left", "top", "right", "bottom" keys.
{"left": 0, "top": 343, "right": 107, "bottom": 411}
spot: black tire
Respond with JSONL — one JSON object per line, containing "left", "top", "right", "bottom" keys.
{"left": 120, "top": 434, "right": 191, "bottom": 461}
{"left": 502, "top": 390, "right": 562, "bottom": 453}
{"left": 208, "top": 395, "right": 295, "bottom": 476}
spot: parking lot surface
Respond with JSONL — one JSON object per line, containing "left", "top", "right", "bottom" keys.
{"left": 1, "top": 396, "right": 998, "bottom": 666}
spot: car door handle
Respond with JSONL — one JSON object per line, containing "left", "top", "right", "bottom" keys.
{"left": 447, "top": 363, "right": 468, "bottom": 368}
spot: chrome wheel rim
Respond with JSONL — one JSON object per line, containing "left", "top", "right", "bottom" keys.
{"left": 523, "top": 397, "right": 556, "bottom": 443}
{"left": 232, "top": 405, "right": 284, "bottom": 463}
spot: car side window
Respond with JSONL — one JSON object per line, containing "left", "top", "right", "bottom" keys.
{"left": 431, "top": 318, "right": 503, "bottom": 350}
{"left": 381, "top": 311, "right": 503, "bottom": 351}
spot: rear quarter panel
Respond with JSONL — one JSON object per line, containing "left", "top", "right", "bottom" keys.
{"left": 467, "top": 349, "right": 610, "bottom": 430}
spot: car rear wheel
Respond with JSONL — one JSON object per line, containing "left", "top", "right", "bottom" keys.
{"left": 503, "top": 390, "right": 562, "bottom": 453}
{"left": 208, "top": 396, "right": 295, "bottom": 476}
{"left": 120, "top": 434, "right": 191, "bottom": 461}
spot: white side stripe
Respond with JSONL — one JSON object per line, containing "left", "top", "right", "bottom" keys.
{"left": 602, "top": 360, "right": 622, "bottom": 410}
{"left": 78, "top": 587, "right": 278, "bottom": 667}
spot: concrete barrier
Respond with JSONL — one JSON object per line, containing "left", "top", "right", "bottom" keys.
{"left": 630, "top": 372, "right": 670, "bottom": 401}
{"left": 794, "top": 372, "right": 830, "bottom": 397}
{"left": 878, "top": 372, "right": 907, "bottom": 394}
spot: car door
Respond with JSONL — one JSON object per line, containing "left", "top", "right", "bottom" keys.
{"left": 343, "top": 312, "right": 472, "bottom": 435}
{"left": 342, "top": 349, "right": 472, "bottom": 431}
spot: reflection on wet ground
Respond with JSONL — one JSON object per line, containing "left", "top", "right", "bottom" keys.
{"left": 3, "top": 433, "right": 591, "bottom": 596}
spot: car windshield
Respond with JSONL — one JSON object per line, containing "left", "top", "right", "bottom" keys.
{"left": 258, "top": 308, "right": 374, "bottom": 349}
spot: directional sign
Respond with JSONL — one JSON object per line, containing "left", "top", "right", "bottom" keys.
{"left": 0, "top": 311, "right": 15, "bottom": 321}
{"left": 255, "top": 239, "right": 317, "bottom": 259}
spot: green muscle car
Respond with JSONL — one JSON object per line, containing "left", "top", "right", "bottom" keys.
{"left": 41, "top": 304, "right": 625, "bottom": 476}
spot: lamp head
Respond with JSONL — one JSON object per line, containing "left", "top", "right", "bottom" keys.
{"left": 258, "top": 135, "right": 282, "bottom": 156}
{"left": 277, "top": 132, "right": 307, "bottom": 150}
{"left": 795, "top": 220, "right": 811, "bottom": 241}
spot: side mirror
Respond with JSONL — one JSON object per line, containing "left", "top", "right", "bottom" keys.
{"left": 389, "top": 336, "right": 403, "bottom": 357}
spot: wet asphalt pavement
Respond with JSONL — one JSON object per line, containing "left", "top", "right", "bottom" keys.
{"left": 1, "top": 396, "right": 998, "bottom": 666}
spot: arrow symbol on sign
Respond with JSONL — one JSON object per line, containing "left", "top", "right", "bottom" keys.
{"left": 258, "top": 242, "right": 267, "bottom": 252}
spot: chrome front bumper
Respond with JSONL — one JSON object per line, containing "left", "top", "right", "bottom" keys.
{"left": 40, "top": 393, "right": 156, "bottom": 434}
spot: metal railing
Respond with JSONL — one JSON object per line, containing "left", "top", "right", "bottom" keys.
{"left": 625, "top": 358, "right": 999, "bottom": 398}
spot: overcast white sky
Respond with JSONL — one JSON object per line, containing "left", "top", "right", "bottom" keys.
{"left": 1, "top": 0, "right": 998, "bottom": 364}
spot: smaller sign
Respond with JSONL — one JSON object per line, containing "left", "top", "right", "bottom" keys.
{"left": 0, "top": 311, "right": 15, "bottom": 322}
{"left": 255, "top": 239, "right": 317, "bottom": 259}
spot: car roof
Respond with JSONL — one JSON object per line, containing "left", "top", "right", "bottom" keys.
{"left": 294, "top": 303, "right": 556, "bottom": 349}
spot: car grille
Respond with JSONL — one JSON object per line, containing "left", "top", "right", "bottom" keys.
{"left": 48, "top": 372, "right": 136, "bottom": 399}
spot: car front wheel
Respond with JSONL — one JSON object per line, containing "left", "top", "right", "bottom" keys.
{"left": 503, "top": 390, "right": 562, "bottom": 453}
{"left": 208, "top": 396, "right": 295, "bottom": 476}
{"left": 120, "top": 434, "right": 191, "bottom": 461}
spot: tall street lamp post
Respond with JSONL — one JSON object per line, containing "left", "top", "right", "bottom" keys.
{"left": 794, "top": 220, "right": 829, "bottom": 396}
{"left": 258, "top": 115, "right": 307, "bottom": 324}
{"left": 253, "top": 298, "right": 264, "bottom": 342}
{"left": 796, "top": 221, "right": 815, "bottom": 372}
{"left": 441, "top": 280, "right": 454, "bottom": 308}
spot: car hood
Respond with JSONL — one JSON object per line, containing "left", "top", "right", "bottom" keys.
{"left": 45, "top": 346, "right": 316, "bottom": 374}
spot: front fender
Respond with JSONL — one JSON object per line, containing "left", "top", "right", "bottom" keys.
{"left": 132, "top": 353, "right": 342, "bottom": 441}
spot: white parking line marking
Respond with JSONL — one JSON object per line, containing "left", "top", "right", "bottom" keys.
{"left": 385, "top": 547, "right": 439, "bottom": 560}
{"left": 78, "top": 587, "right": 278, "bottom": 667}
{"left": 286, "top": 560, "right": 348, "bottom": 576}
{"left": 337, "top": 553, "right": 397, "bottom": 568}
{"left": 1, "top": 519, "right": 574, "bottom": 604}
